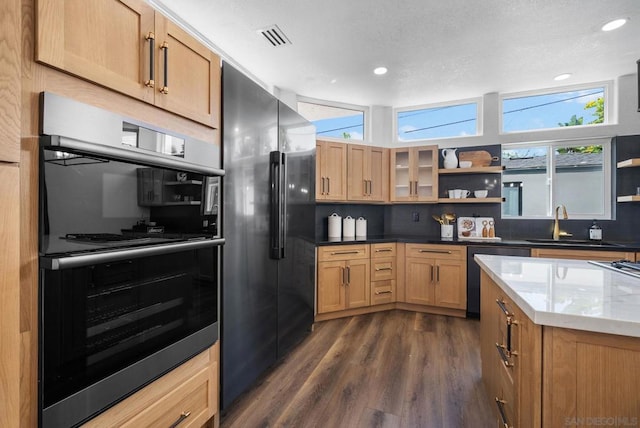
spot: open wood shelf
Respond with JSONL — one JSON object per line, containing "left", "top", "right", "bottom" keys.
{"left": 617, "top": 195, "right": 640, "bottom": 202}
{"left": 437, "top": 197, "right": 504, "bottom": 204}
{"left": 617, "top": 158, "right": 640, "bottom": 168}
{"left": 438, "top": 166, "right": 504, "bottom": 174}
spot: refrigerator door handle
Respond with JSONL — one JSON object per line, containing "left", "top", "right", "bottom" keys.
{"left": 280, "top": 152, "right": 287, "bottom": 259}
{"left": 269, "top": 150, "right": 281, "bottom": 259}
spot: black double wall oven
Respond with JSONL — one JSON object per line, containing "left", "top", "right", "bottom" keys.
{"left": 38, "top": 93, "right": 224, "bottom": 427}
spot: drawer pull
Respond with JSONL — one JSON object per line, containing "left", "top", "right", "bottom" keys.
{"left": 375, "top": 290, "right": 392, "bottom": 295}
{"left": 375, "top": 248, "right": 393, "bottom": 253}
{"left": 418, "top": 249, "right": 452, "bottom": 254}
{"left": 331, "top": 250, "right": 360, "bottom": 255}
{"left": 495, "top": 343, "right": 514, "bottom": 367}
{"left": 495, "top": 398, "right": 512, "bottom": 428}
{"left": 169, "top": 411, "right": 191, "bottom": 428}
{"left": 375, "top": 267, "right": 392, "bottom": 271}
{"left": 496, "top": 299, "right": 513, "bottom": 317}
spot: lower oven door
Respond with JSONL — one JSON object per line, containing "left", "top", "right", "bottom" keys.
{"left": 39, "top": 241, "right": 221, "bottom": 427}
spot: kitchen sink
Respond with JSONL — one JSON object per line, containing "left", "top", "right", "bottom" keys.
{"left": 525, "top": 238, "right": 623, "bottom": 247}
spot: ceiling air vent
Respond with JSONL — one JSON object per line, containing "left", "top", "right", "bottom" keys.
{"left": 257, "top": 25, "right": 291, "bottom": 47}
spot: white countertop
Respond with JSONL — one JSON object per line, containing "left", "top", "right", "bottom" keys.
{"left": 475, "top": 254, "right": 640, "bottom": 338}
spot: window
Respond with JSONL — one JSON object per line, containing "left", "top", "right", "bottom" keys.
{"left": 297, "top": 100, "right": 365, "bottom": 140}
{"left": 501, "top": 83, "right": 609, "bottom": 133}
{"left": 501, "top": 138, "right": 612, "bottom": 219}
{"left": 395, "top": 100, "right": 479, "bottom": 142}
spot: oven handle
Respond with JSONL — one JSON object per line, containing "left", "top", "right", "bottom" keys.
{"left": 41, "top": 238, "right": 225, "bottom": 270}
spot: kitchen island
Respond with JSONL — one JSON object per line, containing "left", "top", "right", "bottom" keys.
{"left": 476, "top": 254, "right": 640, "bottom": 427}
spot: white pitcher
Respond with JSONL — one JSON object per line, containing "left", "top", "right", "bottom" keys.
{"left": 442, "top": 148, "right": 458, "bottom": 169}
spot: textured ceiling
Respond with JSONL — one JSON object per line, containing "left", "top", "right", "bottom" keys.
{"left": 151, "top": 0, "right": 640, "bottom": 108}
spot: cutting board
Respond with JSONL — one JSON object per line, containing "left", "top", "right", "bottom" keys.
{"left": 459, "top": 150, "right": 493, "bottom": 167}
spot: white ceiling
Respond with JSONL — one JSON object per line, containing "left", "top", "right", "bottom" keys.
{"left": 152, "top": 0, "right": 640, "bottom": 108}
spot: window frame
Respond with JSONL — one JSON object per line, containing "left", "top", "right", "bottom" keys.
{"left": 297, "top": 96, "right": 369, "bottom": 142}
{"left": 501, "top": 138, "right": 613, "bottom": 220}
{"left": 499, "top": 81, "right": 613, "bottom": 134}
{"left": 393, "top": 97, "right": 482, "bottom": 143}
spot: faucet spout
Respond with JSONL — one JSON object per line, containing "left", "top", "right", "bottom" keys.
{"left": 553, "top": 204, "right": 568, "bottom": 240}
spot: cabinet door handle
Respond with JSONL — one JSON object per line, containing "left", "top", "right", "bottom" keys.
{"left": 494, "top": 398, "right": 512, "bottom": 428}
{"left": 159, "top": 41, "right": 169, "bottom": 94}
{"left": 322, "top": 177, "right": 327, "bottom": 194}
{"left": 346, "top": 266, "right": 351, "bottom": 284}
{"left": 144, "top": 32, "right": 155, "bottom": 88}
{"left": 435, "top": 265, "right": 440, "bottom": 283}
{"left": 418, "top": 249, "right": 452, "bottom": 254}
{"left": 496, "top": 299, "right": 513, "bottom": 317}
{"left": 168, "top": 411, "right": 191, "bottom": 428}
{"left": 341, "top": 267, "right": 346, "bottom": 286}
{"left": 430, "top": 265, "right": 434, "bottom": 282}
{"left": 495, "top": 343, "right": 514, "bottom": 367}
{"left": 375, "top": 290, "right": 392, "bottom": 295}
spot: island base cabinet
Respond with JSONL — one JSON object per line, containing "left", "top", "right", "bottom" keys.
{"left": 543, "top": 327, "right": 640, "bottom": 427}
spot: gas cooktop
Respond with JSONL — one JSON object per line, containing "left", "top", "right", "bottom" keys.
{"left": 588, "top": 260, "right": 640, "bottom": 280}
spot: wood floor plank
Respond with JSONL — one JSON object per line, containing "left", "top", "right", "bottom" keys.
{"left": 220, "top": 310, "right": 495, "bottom": 428}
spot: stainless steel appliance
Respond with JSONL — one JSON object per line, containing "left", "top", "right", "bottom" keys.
{"left": 589, "top": 260, "right": 640, "bottom": 279}
{"left": 38, "top": 92, "right": 224, "bottom": 427}
{"left": 467, "top": 245, "right": 531, "bottom": 318}
{"left": 221, "top": 63, "right": 316, "bottom": 409}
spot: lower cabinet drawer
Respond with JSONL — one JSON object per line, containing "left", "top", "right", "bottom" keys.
{"left": 494, "top": 363, "right": 515, "bottom": 428}
{"left": 371, "top": 280, "right": 395, "bottom": 305}
{"left": 122, "top": 367, "right": 213, "bottom": 428}
{"left": 371, "top": 257, "right": 395, "bottom": 281}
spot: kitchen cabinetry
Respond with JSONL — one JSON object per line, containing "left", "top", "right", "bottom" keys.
{"left": 616, "top": 158, "right": 640, "bottom": 202}
{"left": 437, "top": 166, "right": 504, "bottom": 203}
{"left": 404, "top": 244, "right": 466, "bottom": 310}
{"left": 83, "top": 343, "right": 219, "bottom": 427}
{"left": 347, "top": 145, "right": 389, "bottom": 202}
{"left": 480, "top": 273, "right": 542, "bottom": 428}
{"left": 531, "top": 248, "right": 635, "bottom": 262}
{"left": 316, "top": 140, "right": 347, "bottom": 201}
{"left": 137, "top": 168, "right": 202, "bottom": 206}
{"left": 36, "top": 0, "right": 220, "bottom": 128}
{"left": 389, "top": 146, "right": 438, "bottom": 202}
{"left": 370, "top": 243, "right": 396, "bottom": 305}
{"left": 317, "top": 245, "right": 370, "bottom": 313}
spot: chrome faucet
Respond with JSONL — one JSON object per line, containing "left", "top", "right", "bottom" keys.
{"left": 552, "top": 204, "right": 570, "bottom": 240}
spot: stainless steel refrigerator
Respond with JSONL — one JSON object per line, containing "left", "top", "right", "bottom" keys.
{"left": 221, "top": 63, "right": 316, "bottom": 410}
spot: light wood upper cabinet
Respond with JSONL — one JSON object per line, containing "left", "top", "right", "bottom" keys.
{"left": 347, "top": 144, "right": 388, "bottom": 202}
{"left": 36, "top": 0, "right": 221, "bottom": 128}
{"left": 154, "top": 15, "right": 221, "bottom": 128}
{"left": 316, "top": 140, "right": 347, "bottom": 201}
{"left": 389, "top": 146, "right": 438, "bottom": 202}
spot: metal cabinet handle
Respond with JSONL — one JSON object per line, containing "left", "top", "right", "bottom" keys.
{"left": 496, "top": 299, "right": 513, "bottom": 317}
{"left": 430, "top": 265, "right": 434, "bottom": 282}
{"left": 323, "top": 177, "right": 327, "bottom": 194}
{"left": 435, "top": 265, "right": 440, "bottom": 283}
{"left": 327, "top": 177, "right": 330, "bottom": 194}
{"left": 346, "top": 266, "right": 351, "bottom": 284}
{"left": 375, "top": 267, "right": 392, "bottom": 271}
{"left": 159, "top": 41, "right": 169, "bottom": 94}
{"left": 418, "top": 249, "right": 452, "bottom": 254}
{"left": 144, "top": 32, "right": 155, "bottom": 88}
{"left": 495, "top": 343, "right": 514, "bottom": 367}
{"left": 495, "top": 398, "right": 512, "bottom": 428}
{"left": 331, "top": 250, "right": 360, "bottom": 255}
{"left": 375, "top": 290, "right": 392, "bottom": 295}
{"left": 341, "top": 267, "right": 346, "bottom": 286}
{"left": 168, "top": 411, "right": 191, "bottom": 428}
{"left": 375, "top": 248, "right": 393, "bottom": 253}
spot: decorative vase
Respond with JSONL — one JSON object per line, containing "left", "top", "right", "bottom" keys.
{"left": 442, "top": 148, "right": 458, "bottom": 169}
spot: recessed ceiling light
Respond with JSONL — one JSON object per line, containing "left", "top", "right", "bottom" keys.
{"left": 330, "top": 78, "right": 337, "bottom": 84}
{"left": 602, "top": 18, "right": 627, "bottom": 32}
{"left": 373, "top": 67, "right": 388, "bottom": 75}
{"left": 554, "top": 73, "right": 572, "bottom": 81}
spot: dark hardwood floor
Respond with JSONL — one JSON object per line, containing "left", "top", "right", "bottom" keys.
{"left": 220, "top": 310, "right": 495, "bottom": 428}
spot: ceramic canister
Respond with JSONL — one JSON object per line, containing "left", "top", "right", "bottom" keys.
{"left": 328, "top": 213, "right": 342, "bottom": 238}
{"left": 343, "top": 216, "right": 355, "bottom": 238}
{"left": 355, "top": 216, "right": 367, "bottom": 238}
